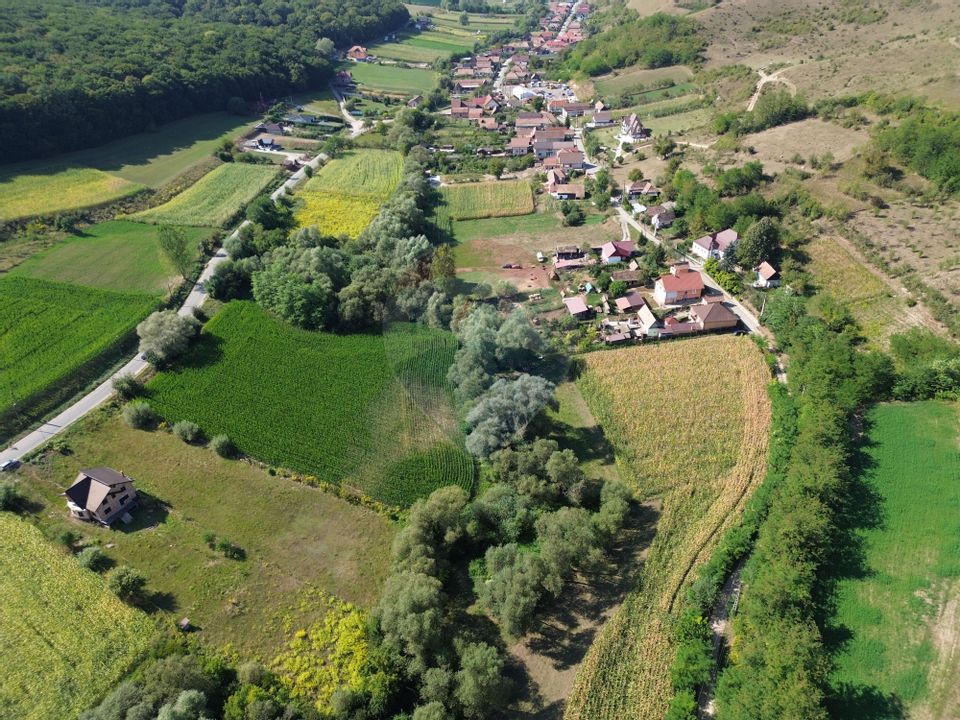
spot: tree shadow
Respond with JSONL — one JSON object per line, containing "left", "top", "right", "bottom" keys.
{"left": 115, "top": 491, "right": 170, "bottom": 533}
{"left": 144, "top": 590, "right": 179, "bottom": 615}
{"left": 827, "top": 682, "right": 906, "bottom": 720}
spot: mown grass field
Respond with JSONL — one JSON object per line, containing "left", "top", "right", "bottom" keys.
{"left": 9, "top": 221, "right": 207, "bottom": 295}
{"left": 0, "top": 514, "right": 155, "bottom": 720}
{"left": 131, "top": 163, "right": 278, "bottom": 227}
{"left": 147, "top": 302, "right": 474, "bottom": 507}
{"left": 296, "top": 150, "right": 403, "bottom": 237}
{"left": 566, "top": 336, "right": 771, "bottom": 720}
{"left": 12, "top": 412, "right": 394, "bottom": 661}
{"left": 829, "top": 401, "right": 960, "bottom": 720}
{"left": 0, "top": 276, "right": 156, "bottom": 416}
{"left": 0, "top": 113, "right": 256, "bottom": 222}
{"left": 346, "top": 62, "right": 439, "bottom": 96}
{"left": 370, "top": 30, "right": 476, "bottom": 63}
{"left": 435, "top": 180, "right": 535, "bottom": 226}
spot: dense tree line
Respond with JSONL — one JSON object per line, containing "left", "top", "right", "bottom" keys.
{"left": 713, "top": 89, "right": 812, "bottom": 137}
{"left": 556, "top": 9, "right": 704, "bottom": 78}
{"left": 874, "top": 106, "right": 960, "bottom": 195}
{"left": 0, "top": 0, "right": 408, "bottom": 161}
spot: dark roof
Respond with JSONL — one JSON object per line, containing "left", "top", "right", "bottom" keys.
{"left": 83, "top": 467, "right": 130, "bottom": 487}
{"left": 64, "top": 475, "right": 94, "bottom": 507}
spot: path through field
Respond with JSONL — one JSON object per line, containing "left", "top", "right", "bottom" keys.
{"left": 746, "top": 67, "right": 797, "bottom": 111}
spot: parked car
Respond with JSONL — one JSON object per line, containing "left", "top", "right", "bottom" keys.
{"left": 0, "top": 459, "right": 21, "bottom": 472}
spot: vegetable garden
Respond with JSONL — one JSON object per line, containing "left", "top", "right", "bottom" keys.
{"left": 565, "top": 335, "right": 771, "bottom": 720}
{"left": 131, "top": 163, "right": 278, "bottom": 227}
{"left": 147, "top": 302, "right": 473, "bottom": 506}
{"left": 0, "top": 514, "right": 155, "bottom": 720}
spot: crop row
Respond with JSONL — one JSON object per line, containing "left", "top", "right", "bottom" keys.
{"left": 303, "top": 150, "right": 403, "bottom": 201}
{"left": 0, "top": 276, "right": 156, "bottom": 416}
{"left": 131, "top": 163, "right": 278, "bottom": 227}
{"left": 565, "top": 336, "right": 772, "bottom": 720}
{"left": 0, "top": 515, "right": 155, "bottom": 720}
{"left": 435, "top": 180, "right": 535, "bottom": 225}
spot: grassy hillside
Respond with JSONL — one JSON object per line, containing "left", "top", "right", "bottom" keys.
{"left": 10, "top": 221, "right": 208, "bottom": 296}
{"left": 0, "top": 168, "right": 142, "bottom": 223}
{"left": 0, "top": 514, "right": 155, "bottom": 720}
{"left": 829, "top": 401, "right": 960, "bottom": 720}
{"left": 566, "top": 336, "right": 771, "bottom": 720}
{"left": 147, "top": 302, "right": 473, "bottom": 506}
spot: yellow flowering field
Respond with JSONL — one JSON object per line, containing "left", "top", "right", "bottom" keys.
{"left": 0, "top": 514, "right": 155, "bottom": 719}
{"left": 294, "top": 193, "right": 382, "bottom": 238}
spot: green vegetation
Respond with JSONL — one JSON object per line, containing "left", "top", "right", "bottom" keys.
{"left": 10, "top": 221, "right": 208, "bottom": 295}
{"left": 370, "top": 29, "right": 476, "bottom": 63}
{"left": 0, "top": 168, "right": 142, "bottom": 223}
{"left": 875, "top": 105, "right": 960, "bottom": 194}
{"left": 147, "top": 302, "right": 473, "bottom": 506}
{"left": 829, "top": 401, "right": 960, "bottom": 717}
{"left": 0, "top": 514, "right": 155, "bottom": 720}
{"left": 0, "top": 0, "right": 408, "bottom": 162}
{"left": 15, "top": 412, "right": 394, "bottom": 658}
{"left": 131, "top": 164, "right": 278, "bottom": 227}
{"left": 558, "top": 13, "right": 704, "bottom": 77}
{"left": 433, "top": 181, "right": 535, "bottom": 237}
{"left": 0, "top": 276, "right": 156, "bottom": 417}
{"left": 347, "top": 62, "right": 440, "bottom": 96}
{"left": 303, "top": 150, "right": 403, "bottom": 199}
{"left": 714, "top": 89, "right": 811, "bottom": 136}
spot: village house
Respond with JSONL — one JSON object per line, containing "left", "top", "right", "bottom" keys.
{"left": 636, "top": 301, "right": 659, "bottom": 334}
{"left": 346, "top": 45, "right": 369, "bottom": 62}
{"left": 407, "top": 95, "right": 424, "bottom": 109}
{"left": 600, "top": 240, "right": 636, "bottom": 264}
{"left": 507, "top": 135, "right": 532, "bottom": 155}
{"left": 619, "top": 113, "right": 650, "bottom": 141}
{"left": 533, "top": 138, "right": 576, "bottom": 159}
{"left": 689, "top": 298, "right": 739, "bottom": 332}
{"left": 64, "top": 467, "right": 138, "bottom": 525}
{"left": 587, "top": 110, "right": 614, "bottom": 127}
{"left": 653, "top": 263, "right": 704, "bottom": 306}
{"left": 533, "top": 126, "right": 573, "bottom": 141}
{"left": 451, "top": 98, "right": 471, "bottom": 119}
{"left": 563, "top": 295, "right": 591, "bottom": 320}
{"left": 754, "top": 261, "right": 781, "bottom": 288}
{"left": 646, "top": 201, "right": 676, "bottom": 230}
{"left": 550, "top": 183, "right": 585, "bottom": 200}
{"left": 543, "top": 149, "right": 586, "bottom": 170}
{"left": 611, "top": 269, "right": 642, "bottom": 287}
{"left": 516, "top": 111, "right": 557, "bottom": 130}
{"left": 691, "top": 228, "right": 739, "bottom": 261}
{"left": 614, "top": 291, "right": 646, "bottom": 313}
{"left": 555, "top": 244, "right": 590, "bottom": 269}
{"left": 454, "top": 79, "right": 485, "bottom": 94}
{"left": 560, "top": 102, "right": 591, "bottom": 121}
{"left": 255, "top": 121, "right": 285, "bottom": 136}
{"left": 475, "top": 117, "right": 499, "bottom": 130}
{"left": 625, "top": 179, "right": 660, "bottom": 199}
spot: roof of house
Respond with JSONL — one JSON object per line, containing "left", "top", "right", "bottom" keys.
{"left": 614, "top": 292, "right": 645, "bottom": 312}
{"left": 551, "top": 183, "right": 584, "bottom": 198}
{"left": 690, "top": 301, "right": 738, "bottom": 325}
{"left": 611, "top": 269, "right": 641, "bottom": 282}
{"left": 657, "top": 268, "right": 704, "bottom": 293}
{"left": 715, "top": 228, "right": 739, "bottom": 251}
{"left": 557, "top": 150, "right": 584, "bottom": 163}
{"left": 563, "top": 295, "right": 589, "bottom": 315}
{"left": 757, "top": 261, "right": 779, "bottom": 280}
{"left": 637, "top": 303, "right": 658, "bottom": 330}
{"left": 65, "top": 468, "right": 131, "bottom": 512}
{"left": 592, "top": 110, "right": 613, "bottom": 123}
{"left": 601, "top": 240, "right": 636, "bottom": 259}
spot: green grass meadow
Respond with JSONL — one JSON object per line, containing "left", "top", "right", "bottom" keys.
{"left": 829, "top": 401, "right": 960, "bottom": 717}
{"left": 0, "top": 113, "right": 256, "bottom": 222}
{"left": 147, "top": 302, "right": 474, "bottom": 506}
{"left": 304, "top": 150, "right": 403, "bottom": 200}
{"left": 346, "top": 62, "right": 439, "bottom": 96}
{"left": 0, "top": 277, "right": 157, "bottom": 416}
{"left": 10, "top": 221, "right": 207, "bottom": 296}
{"left": 131, "top": 163, "right": 278, "bottom": 227}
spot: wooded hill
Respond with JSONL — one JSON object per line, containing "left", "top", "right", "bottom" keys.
{"left": 0, "top": 0, "right": 408, "bottom": 162}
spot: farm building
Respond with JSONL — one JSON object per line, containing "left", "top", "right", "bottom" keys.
{"left": 64, "top": 467, "right": 138, "bottom": 526}
{"left": 611, "top": 269, "right": 643, "bottom": 287}
{"left": 754, "top": 261, "right": 781, "bottom": 288}
{"left": 563, "top": 295, "right": 591, "bottom": 320}
{"left": 691, "top": 229, "right": 739, "bottom": 261}
{"left": 550, "top": 184, "right": 585, "bottom": 200}
{"left": 614, "top": 291, "right": 646, "bottom": 313}
{"left": 600, "top": 240, "right": 636, "bottom": 264}
{"left": 654, "top": 263, "right": 704, "bottom": 306}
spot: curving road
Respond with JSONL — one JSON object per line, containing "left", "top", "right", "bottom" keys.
{"left": 0, "top": 153, "right": 326, "bottom": 465}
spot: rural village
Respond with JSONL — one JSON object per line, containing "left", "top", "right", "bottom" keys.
{"left": 0, "top": 1, "right": 958, "bottom": 720}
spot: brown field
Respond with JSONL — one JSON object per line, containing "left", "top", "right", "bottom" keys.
{"left": 565, "top": 335, "right": 771, "bottom": 720}
{"left": 627, "top": 0, "right": 691, "bottom": 16}
{"left": 698, "top": 0, "right": 960, "bottom": 108}
{"left": 737, "top": 118, "right": 868, "bottom": 173}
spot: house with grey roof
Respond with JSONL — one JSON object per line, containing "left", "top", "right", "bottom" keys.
{"left": 64, "top": 467, "right": 138, "bottom": 525}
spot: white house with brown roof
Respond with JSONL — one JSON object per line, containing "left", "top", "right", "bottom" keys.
{"left": 691, "top": 229, "right": 739, "bottom": 260}
{"left": 653, "top": 263, "right": 705, "bottom": 306}
{"left": 64, "top": 467, "right": 138, "bottom": 525}
{"left": 754, "top": 261, "right": 780, "bottom": 288}
{"left": 689, "top": 299, "right": 739, "bottom": 331}
{"left": 619, "top": 113, "right": 649, "bottom": 141}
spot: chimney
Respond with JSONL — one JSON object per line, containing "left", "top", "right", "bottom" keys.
{"left": 671, "top": 262, "right": 689, "bottom": 276}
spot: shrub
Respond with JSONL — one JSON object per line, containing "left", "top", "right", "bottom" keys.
{"left": 107, "top": 565, "right": 147, "bottom": 603}
{"left": 202, "top": 531, "right": 216, "bottom": 547}
{"left": 58, "top": 529, "right": 81, "bottom": 548}
{"left": 77, "top": 546, "right": 110, "bottom": 572}
{"left": 0, "top": 481, "right": 24, "bottom": 511}
{"left": 216, "top": 538, "right": 246, "bottom": 560}
{"left": 136, "top": 310, "right": 197, "bottom": 366}
{"left": 123, "top": 400, "right": 158, "bottom": 430}
{"left": 211, "top": 434, "right": 238, "bottom": 459}
{"left": 172, "top": 420, "right": 204, "bottom": 445}
{"left": 112, "top": 373, "right": 144, "bottom": 401}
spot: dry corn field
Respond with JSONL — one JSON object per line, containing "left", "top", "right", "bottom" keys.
{"left": 566, "top": 335, "right": 771, "bottom": 720}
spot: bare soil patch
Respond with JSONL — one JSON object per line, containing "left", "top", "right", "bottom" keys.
{"left": 917, "top": 578, "right": 960, "bottom": 720}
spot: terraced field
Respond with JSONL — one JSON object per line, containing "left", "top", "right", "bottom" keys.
{"left": 0, "top": 514, "right": 155, "bottom": 720}
{"left": 566, "top": 335, "right": 771, "bottom": 720}
{"left": 131, "top": 164, "right": 278, "bottom": 228}
{"left": 147, "top": 302, "right": 474, "bottom": 507}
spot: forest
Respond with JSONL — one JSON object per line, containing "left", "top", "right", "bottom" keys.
{"left": 0, "top": 0, "right": 408, "bottom": 161}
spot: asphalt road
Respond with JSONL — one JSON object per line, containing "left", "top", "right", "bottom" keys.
{"left": 1, "top": 154, "right": 326, "bottom": 464}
